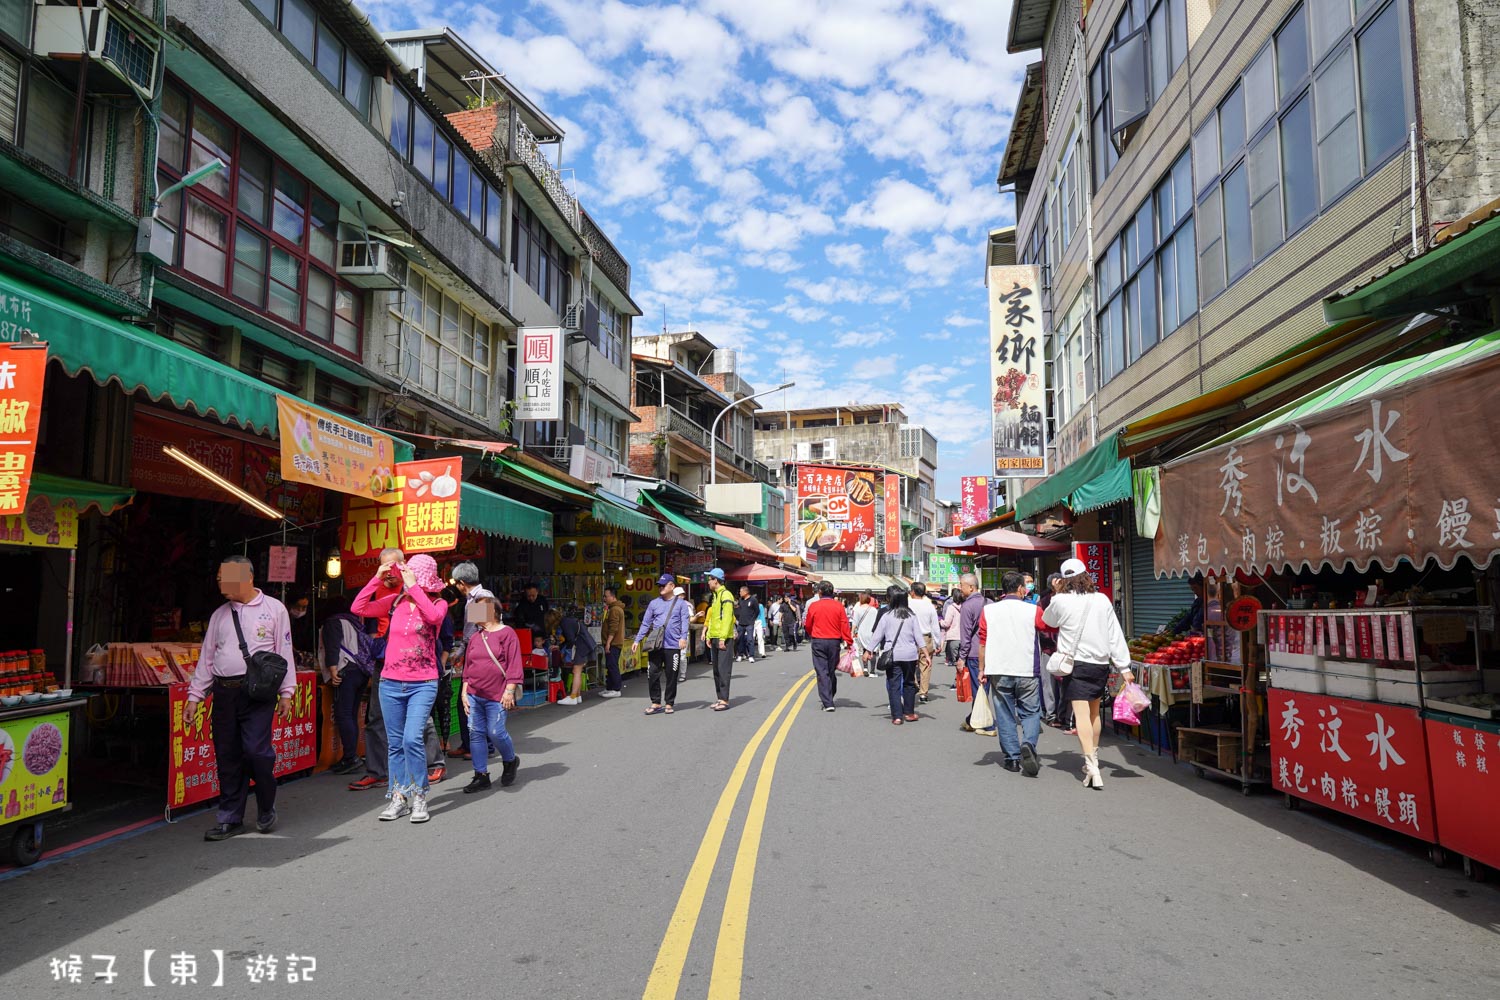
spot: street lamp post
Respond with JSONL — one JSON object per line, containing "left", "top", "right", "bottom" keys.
{"left": 905, "top": 529, "right": 936, "bottom": 579}
{"left": 708, "top": 382, "right": 794, "bottom": 486}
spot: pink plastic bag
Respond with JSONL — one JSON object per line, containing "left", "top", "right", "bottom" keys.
{"left": 1123, "top": 681, "right": 1151, "bottom": 714}
{"left": 835, "top": 648, "right": 855, "bottom": 675}
{"left": 1112, "top": 689, "right": 1142, "bottom": 725}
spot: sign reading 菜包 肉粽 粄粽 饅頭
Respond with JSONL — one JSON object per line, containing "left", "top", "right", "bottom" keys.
{"left": 988, "top": 265, "right": 1047, "bottom": 479}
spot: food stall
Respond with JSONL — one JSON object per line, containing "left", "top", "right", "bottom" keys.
{"left": 1, "top": 696, "right": 87, "bottom": 865}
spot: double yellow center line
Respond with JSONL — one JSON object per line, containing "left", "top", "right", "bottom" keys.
{"left": 642, "top": 671, "right": 817, "bottom": 1000}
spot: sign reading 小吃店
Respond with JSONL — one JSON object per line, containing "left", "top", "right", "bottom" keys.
{"left": 988, "top": 264, "right": 1047, "bottom": 479}
{"left": 517, "top": 327, "right": 563, "bottom": 422}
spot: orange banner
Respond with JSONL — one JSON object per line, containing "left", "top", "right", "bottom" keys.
{"left": 276, "top": 396, "right": 395, "bottom": 501}
{"left": 398, "top": 459, "right": 461, "bottom": 553}
{"left": 0, "top": 343, "right": 48, "bottom": 517}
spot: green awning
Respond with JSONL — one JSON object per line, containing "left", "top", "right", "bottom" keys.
{"left": 494, "top": 455, "right": 593, "bottom": 502}
{"left": 1013, "top": 436, "right": 1126, "bottom": 520}
{"left": 460, "top": 483, "right": 553, "bottom": 546}
{"left": 1325, "top": 211, "right": 1500, "bottom": 322}
{"left": 640, "top": 492, "right": 742, "bottom": 550}
{"left": 30, "top": 472, "right": 135, "bottom": 515}
{"left": 1069, "top": 455, "right": 1133, "bottom": 514}
{"left": 591, "top": 493, "right": 660, "bottom": 539}
{"left": 0, "top": 269, "right": 412, "bottom": 461}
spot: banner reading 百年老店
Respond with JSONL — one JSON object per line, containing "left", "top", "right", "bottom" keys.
{"left": 798, "top": 464, "right": 876, "bottom": 554}
{"left": 988, "top": 265, "right": 1047, "bottom": 479}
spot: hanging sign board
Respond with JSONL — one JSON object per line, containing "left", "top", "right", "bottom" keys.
{"left": 0, "top": 342, "right": 48, "bottom": 517}
{"left": 398, "top": 459, "right": 462, "bottom": 553}
{"left": 266, "top": 545, "right": 298, "bottom": 583}
{"left": 517, "top": 327, "right": 563, "bottom": 422}
{"left": 276, "top": 396, "right": 395, "bottom": 500}
{"left": 988, "top": 265, "right": 1046, "bottom": 478}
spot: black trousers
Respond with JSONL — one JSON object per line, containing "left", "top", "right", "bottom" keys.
{"left": 709, "top": 638, "right": 733, "bottom": 702}
{"left": 210, "top": 680, "right": 277, "bottom": 825}
{"left": 647, "top": 648, "right": 680, "bottom": 706}
{"left": 810, "top": 638, "right": 843, "bottom": 709}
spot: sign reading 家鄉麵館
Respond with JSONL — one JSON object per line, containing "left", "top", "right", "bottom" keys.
{"left": 988, "top": 265, "right": 1047, "bottom": 479}
{"left": 517, "top": 327, "right": 563, "bottom": 422}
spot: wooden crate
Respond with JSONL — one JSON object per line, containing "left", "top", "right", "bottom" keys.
{"left": 1177, "top": 726, "right": 1242, "bottom": 772}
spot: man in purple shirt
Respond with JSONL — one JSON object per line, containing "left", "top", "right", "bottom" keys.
{"left": 186, "top": 555, "right": 295, "bottom": 841}
{"left": 954, "top": 573, "right": 995, "bottom": 736}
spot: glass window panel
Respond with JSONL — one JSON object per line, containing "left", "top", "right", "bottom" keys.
{"left": 424, "top": 280, "right": 442, "bottom": 334}
{"left": 1309, "top": 0, "right": 1352, "bottom": 62}
{"left": 248, "top": 0, "right": 276, "bottom": 18}
{"left": 451, "top": 156, "right": 470, "bottom": 217}
{"left": 190, "top": 106, "right": 232, "bottom": 197}
{"left": 281, "top": 0, "right": 315, "bottom": 60}
{"left": 422, "top": 339, "right": 439, "bottom": 392}
{"left": 1315, "top": 46, "right": 1359, "bottom": 203}
{"left": 432, "top": 136, "right": 451, "bottom": 195}
{"left": 1197, "top": 186, "right": 1225, "bottom": 299}
{"left": 306, "top": 267, "right": 334, "bottom": 341}
{"left": 1222, "top": 164, "right": 1252, "bottom": 279}
{"left": 412, "top": 108, "right": 434, "bottom": 178}
{"left": 1149, "top": 4, "right": 1170, "bottom": 101}
{"left": 1138, "top": 256, "right": 1159, "bottom": 355}
{"left": 470, "top": 173, "right": 485, "bottom": 228}
{"left": 1176, "top": 224, "right": 1197, "bottom": 319}
{"left": 403, "top": 274, "right": 423, "bottom": 325}
{"left": 439, "top": 348, "right": 459, "bottom": 402}
{"left": 1277, "top": 6, "right": 1310, "bottom": 94}
{"left": 1193, "top": 117, "right": 1219, "bottom": 192}
{"left": 1249, "top": 129, "right": 1283, "bottom": 259}
{"left": 1219, "top": 84, "right": 1246, "bottom": 163}
{"left": 1103, "top": 239, "right": 1121, "bottom": 295}
{"left": 236, "top": 141, "right": 271, "bottom": 223}
{"left": 1281, "top": 94, "right": 1318, "bottom": 229}
{"left": 441, "top": 295, "right": 460, "bottom": 347}
{"left": 1135, "top": 199, "right": 1156, "bottom": 255}
{"left": 232, "top": 228, "right": 267, "bottom": 306}
{"left": 183, "top": 197, "right": 227, "bottom": 283}
{"left": 1245, "top": 45, "right": 1277, "bottom": 136}
{"left": 475, "top": 323, "right": 490, "bottom": 367}
{"left": 1159, "top": 237, "right": 1178, "bottom": 333}
{"left": 1169, "top": 0, "right": 1188, "bottom": 69}
{"left": 390, "top": 86, "right": 411, "bottom": 157}
{"left": 1109, "top": 31, "right": 1150, "bottom": 131}
{"left": 1172, "top": 152, "right": 1193, "bottom": 226}
{"left": 1124, "top": 278, "right": 1140, "bottom": 364}
{"left": 159, "top": 83, "right": 188, "bottom": 171}
{"left": 1123, "top": 220, "right": 1137, "bottom": 274}
{"left": 272, "top": 166, "right": 307, "bottom": 246}
{"left": 315, "top": 22, "right": 342, "bottom": 87}
{"left": 268, "top": 247, "right": 301, "bottom": 323}
{"left": 1358, "top": 3, "right": 1406, "bottom": 167}
{"left": 1106, "top": 295, "right": 1125, "bottom": 380}
{"left": 309, "top": 191, "right": 338, "bottom": 266}
{"left": 333, "top": 284, "right": 359, "bottom": 354}
{"left": 1156, "top": 174, "right": 1175, "bottom": 241}
{"left": 344, "top": 57, "right": 371, "bottom": 117}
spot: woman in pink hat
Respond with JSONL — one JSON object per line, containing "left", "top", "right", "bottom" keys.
{"left": 352, "top": 553, "right": 448, "bottom": 823}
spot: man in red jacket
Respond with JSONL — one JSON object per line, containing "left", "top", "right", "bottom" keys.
{"left": 803, "top": 581, "right": 853, "bottom": 712}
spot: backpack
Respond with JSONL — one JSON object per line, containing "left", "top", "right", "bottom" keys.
{"left": 329, "top": 613, "right": 378, "bottom": 676}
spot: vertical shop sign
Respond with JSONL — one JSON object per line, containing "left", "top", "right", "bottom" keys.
{"left": 397, "top": 460, "right": 461, "bottom": 552}
{"left": 276, "top": 396, "right": 395, "bottom": 500}
{"left": 1269, "top": 690, "right": 1435, "bottom": 840}
{"left": 167, "top": 672, "right": 318, "bottom": 809}
{"left": 0, "top": 342, "right": 48, "bottom": 517}
{"left": 266, "top": 545, "right": 298, "bottom": 583}
{"left": 340, "top": 493, "right": 404, "bottom": 562}
{"left": 883, "top": 473, "right": 901, "bottom": 555}
{"left": 517, "top": 327, "right": 563, "bottom": 422}
{"left": 960, "top": 476, "right": 989, "bottom": 530}
{"left": 1074, "top": 541, "right": 1114, "bottom": 602}
{"left": 988, "top": 264, "right": 1047, "bottom": 478}
{"left": 1424, "top": 717, "right": 1500, "bottom": 869}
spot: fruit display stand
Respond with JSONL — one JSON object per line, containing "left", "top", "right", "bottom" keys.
{"left": 1263, "top": 606, "right": 1490, "bottom": 868}
{"left": 1126, "top": 632, "right": 1202, "bottom": 753}
{"left": 0, "top": 696, "right": 88, "bottom": 866}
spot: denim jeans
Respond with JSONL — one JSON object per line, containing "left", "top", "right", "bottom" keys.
{"left": 605, "top": 647, "right": 622, "bottom": 691}
{"left": 332, "top": 669, "right": 369, "bottom": 765}
{"left": 467, "top": 695, "right": 516, "bottom": 773}
{"left": 380, "top": 679, "right": 439, "bottom": 796}
{"left": 735, "top": 624, "right": 755, "bottom": 659}
{"left": 990, "top": 675, "right": 1043, "bottom": 762}
{"left": 884, "top": 659, "right": 918, "bottom": 719}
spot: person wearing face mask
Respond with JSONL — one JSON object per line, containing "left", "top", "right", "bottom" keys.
{"left": 461, "top": 596, "right": 522, "bottom": 793}
{"left": 287, "top": 591, "right": 316, "bottom": 667}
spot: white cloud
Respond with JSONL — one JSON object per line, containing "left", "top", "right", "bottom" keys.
{"left": 723, "top": 204, "right": 835, "bottom": 253}
{"left": 843, "top": 178, "right": 948, "bottom": 236}
{"left": 944, "top": 312, "right": 982, "bottom": 327}
{"left": 921, "top": 330, "right": 954, "bottom": 341}
{"left": 851, "top": 355, "right": 900, "bottom": 379}
{"left": 824, "top": 242, "right": 865, "bottom": 270}
{"left": 771, "top": 296, "right": 828, "bottom": 324}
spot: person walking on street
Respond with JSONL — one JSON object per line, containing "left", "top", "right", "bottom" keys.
{"left": 550, "top": 607, "right": 598, "bottom": 706}
{"left": 320, "top": 599, "right": 374, "bottom": 775}
{"left": 348, "top": 547, "right": 402, "bottom": 791}
{"left": 907, "top": 583, "right": 942, "bottom": 704}
{"left": 869, "top": 589, "right": 922, "bottom": 724}
{"left": 941, "top": 590, "right": 963, "bottom": 684}
{"left": 703, "top": 568, "right": 737, "bottom": 710}
{"left": 460, "top": 596, "right": 522, "bottom": 793}
{"left": 778, "top": 594, "right": 799, "bottom": 652}
{"left": 447, "top": 563, "right": 495, "bottom": 754}
{"left": 189, "top": 556, "right": 295, "bottom": 841}
{"left": 352, "top": 554, "right": 448, "bottom": 823}
{"left": 977, "top": 571, "right": 1045, "bottom": 775}
{"left": 1041, "top": 558, "right": 1133, "bottom": 790}
{"left": 803, "top": 581, "right": 853, "bottom": 712}
{"left": 633, "top": 575, "right": 692, "bottom": 715}
{"left": 600, "top": 586, "right": 626, "bottom": 697}
{"left": 850, "top": 591, "right": 878, "bottom": 665}
{"left": 734, "top": 585, "right": 760, "bottom": 663}
{"left": 1038, "top": 572, "right": 1070, "bottom": 730}
{"left": 954, "top": 574, "right": 994, "bottom": 736}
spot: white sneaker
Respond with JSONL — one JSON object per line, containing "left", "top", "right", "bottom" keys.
{"left": 747, "top": 657, "right": 755, "bottom": 663}
{"left": 558, "top": 696, "right": 582, "bottom": 706}
{"left": 409, "top": 792, "right": 430, "bottom": 823}
{"left": 378, "top": 793, "right": 410, "bottom": 821}
{"left": 599, "top": 689, "right": 622, "bottom": 698}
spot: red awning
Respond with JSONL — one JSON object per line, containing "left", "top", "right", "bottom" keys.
{"left": 714, "top": 523, "right": 781, "bottom": 560}
{"left": 942, "top": 527, "right": 1070, "bottom": 554}
{"left": 726, "top": 563, "right": 809, "bottom": 584}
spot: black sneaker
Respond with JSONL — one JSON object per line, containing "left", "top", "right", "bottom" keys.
{"left": 500, "top": 755, "right": 521, "bottom": 787}
{"left": 204, "top": 822, "right": 243, "bottom": 842}
{"left": 330, "top": 757, "right": 361, "bottom": 775}
{"left": 1001, "top": 760, "right": 1022, "bottom": 773}
{"left": 462, "top": 772, "right": 492, "bottom": 794}
{"left": 1020, "top": 743, "right": 1041, "bottom": 777}
{"left": 256, "top": 809, "right": 278, "bottom": 834}
{"left": 918, "top": 694, "right": 930, "bottom": 704}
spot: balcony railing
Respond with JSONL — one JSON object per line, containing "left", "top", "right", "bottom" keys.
{"left": 581, "top": 210, "right": 630, "bottom": 294}
{"left": 659, "top": 406, "right": 709, "bottom": 450}
{"left": 510, "top": 117, "right": 580, "bottom": 231}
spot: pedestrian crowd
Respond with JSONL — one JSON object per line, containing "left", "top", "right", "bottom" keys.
{"left": 188, "top": 550, "right": 1131, "bottom": 840}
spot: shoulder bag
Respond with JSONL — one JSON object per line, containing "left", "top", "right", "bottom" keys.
{"left": 875, "top": 613, "right": 915, "bottom": 672}
{"left": 641, "top": 597, "right": 680, "bottom": 652}
{"left": 230, "top": 605, "right": 289, "bottom": 703}
{"left": 1046, "top": 598, "right": 1085, "bottom": 678}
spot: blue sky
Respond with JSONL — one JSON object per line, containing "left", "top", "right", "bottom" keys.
{"left": 362, "top": 0, "right": 1030, "bottom": 498}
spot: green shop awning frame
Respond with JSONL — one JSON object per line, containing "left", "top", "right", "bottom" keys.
{"left": 1012, "top": 437, "right": 1131, "bottom": 520}
{"left": 640, "top": 492, "right": 742, "bottom": 550}
{"left": 29, "top": 472, "right": 136, "bottom": 515}
{"left": 0, "top": 269, "right": 412, "bottom": 461}
{"left": 492, "top": 455, "right": 594, "bottom": 504}
{"left": 459, "top": 482, "right": 553, "bottom": 546}
{"left": 592, "top": 491, "right": 660, "bottom": 539}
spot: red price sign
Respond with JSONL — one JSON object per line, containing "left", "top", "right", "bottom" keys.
{"left": 1226, "top": 596, "right": 1263, "bottom": 632}
{"left": 168, "top": 672, "right": 318, "bottom": 809}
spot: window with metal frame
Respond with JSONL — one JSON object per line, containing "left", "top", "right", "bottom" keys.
{"left": 157, "top": 78, "right": 363, "bottom": 358}
{"left": 1191, "top": 0, "right": 1409, "bottom": 304}
{"left": 512, "top": 199, "right": 572, "bottom": 316}
{"left": 1091, "top": 0, "right": 1188, "bottom": 186}
{"left": 390, "top": 268, "right": 493, "bottom": 419}
{"left": 588, "top": 285, "right": 628, "bottom": 368}
{"left": 250, "top": 0, "right": 372, "bottom": 119}
{"left": 386, "top": 82, "right": 500, "bottom": 248}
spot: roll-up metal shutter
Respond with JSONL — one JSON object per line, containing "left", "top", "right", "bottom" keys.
{"left": 1127, "top": 530, "right": 1193, "bottom": 635}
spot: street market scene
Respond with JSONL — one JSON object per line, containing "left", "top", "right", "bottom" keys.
{"left": 2, "top": 0, "right": 1500, "bottom": 997}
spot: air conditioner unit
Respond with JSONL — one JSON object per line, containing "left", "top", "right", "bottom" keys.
{"left": 337, "top": 240, "right": 408, "bottom": 289}
{"left": 33, "top": 2, "right": 161, "bottom": 101}
{"left": 795, "top": 442, "right": 812, "bottom": 461}
{"left": 561, "top": 302, "right": 585, "bottom": 330}
{"left": 822, "top": 437, "right": 838, "bottom": 461}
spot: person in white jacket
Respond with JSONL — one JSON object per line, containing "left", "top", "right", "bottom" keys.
{"left": 1040, "top": 558, "right": 1133, "bottom": 790}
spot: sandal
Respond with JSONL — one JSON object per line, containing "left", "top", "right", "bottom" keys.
{"left": 712, "top": 701, "right": 729, "bottom": 711}
{"left": 891, "top": 717, "right": 904, "bottom": 725}
{"left": 644, "top": 705, "right": 663, "bottom": 716}
{"left": 903, "top": 714, "right": 919, "bottom": 722}
{"left": 663, "top": 705, "right": 675, "bottom": 714}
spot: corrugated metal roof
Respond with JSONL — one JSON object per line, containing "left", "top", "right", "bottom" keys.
{"left": 996, "top": 62, "right": 1046, "bottom": 188}
{"left": 1007, "top": 0, "right": 1054, "bottom": 53}
{"left": 1324, "top": 207, "right": 1500, "bottom": 321}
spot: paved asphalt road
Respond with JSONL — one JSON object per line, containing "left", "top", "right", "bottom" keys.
{"left": 4, "top": 648, "right": 1499, "bottom": 999}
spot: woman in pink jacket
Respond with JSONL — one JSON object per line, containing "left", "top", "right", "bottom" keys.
{"left": 352, "top": 553, "right": 447, "bottom": 823}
